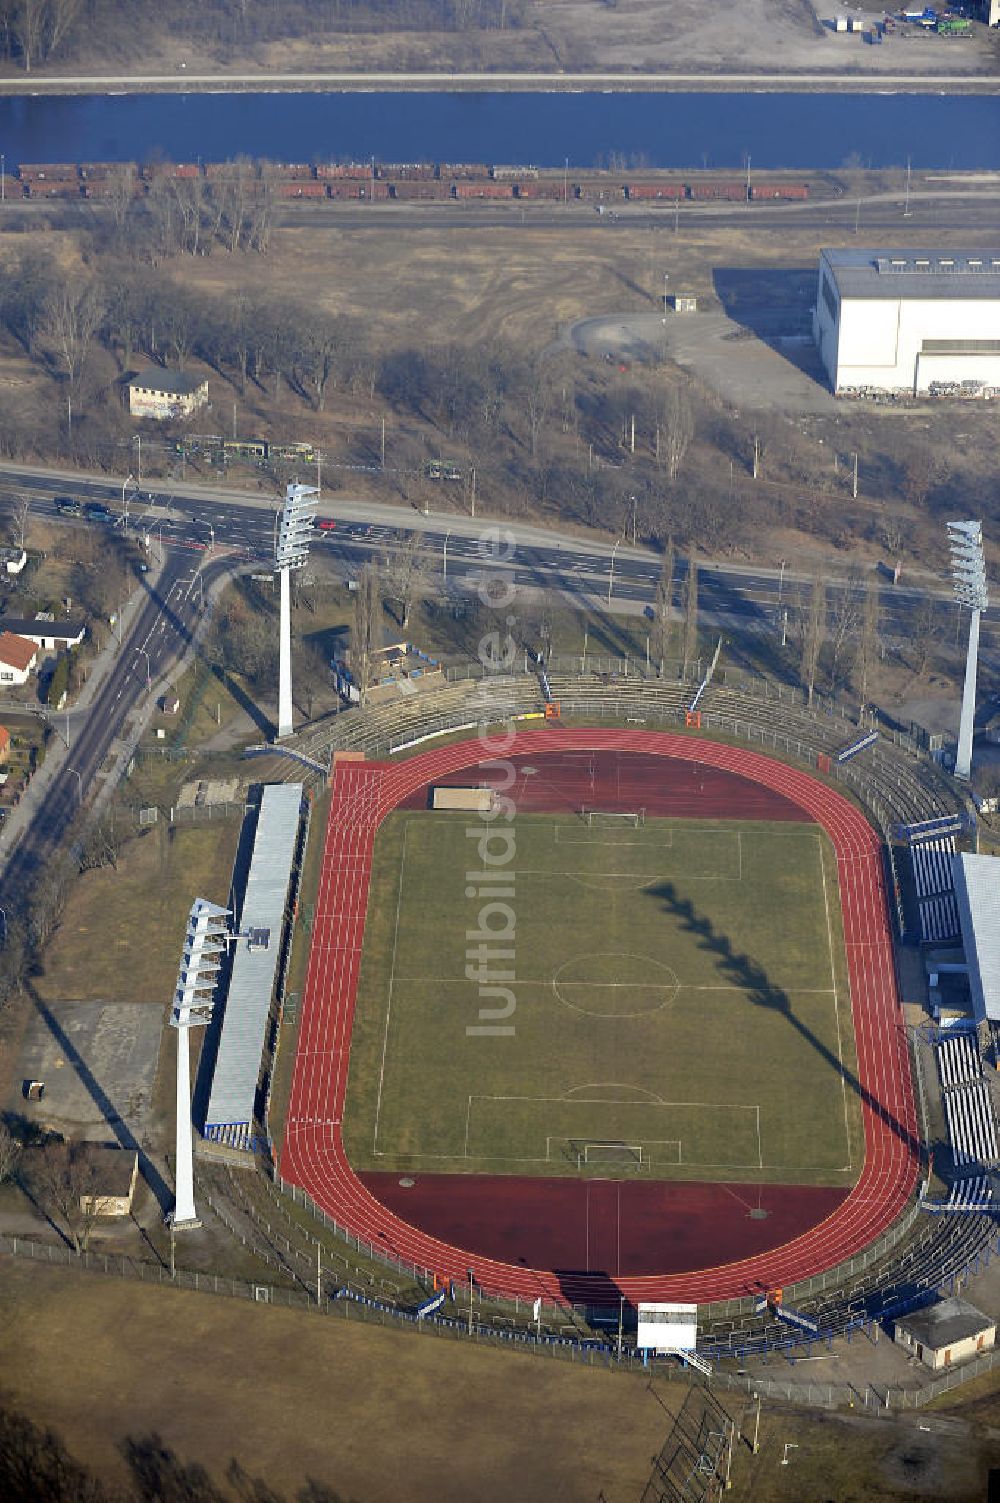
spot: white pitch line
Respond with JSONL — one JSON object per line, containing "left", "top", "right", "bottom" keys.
{"left": 372, "top": 818, "right": 409, "bottom": 1155}
{"left": 819, "top": 834, "right": 853, "bottom": 1169}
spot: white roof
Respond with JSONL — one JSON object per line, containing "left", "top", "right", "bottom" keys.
{"left": 205, "top": 783, "right": 302, "bottom": 1130}
{"left": 637, "top": 1302, "right": 698, "bottom": 1352}
{"left": 952, "top": 853, "right": 1000, "bottom": 1024}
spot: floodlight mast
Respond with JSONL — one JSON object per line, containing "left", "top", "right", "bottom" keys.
{"left": 169, "top": 898, "right": 230, "bottom": 1229}
{"left": 947, "top": 520, "right": 989, "bottom": 783}
{"left": 275, "top": 482, "right": 319, "bottom": 741}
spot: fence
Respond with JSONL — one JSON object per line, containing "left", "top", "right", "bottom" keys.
{"left": 4, "top": 1227, "right": 998, "bottom": 1409}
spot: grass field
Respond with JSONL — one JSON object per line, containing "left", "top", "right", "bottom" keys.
{"left": 343, "top": 810, "right": 863, "bottom": 1187}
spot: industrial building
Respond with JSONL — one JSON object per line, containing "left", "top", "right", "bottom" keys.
{"left": 128, "top": 367, "right": 209, "bottom": 421}
{"left": 812, "top": 249, "right": 1000, "bottom": 395}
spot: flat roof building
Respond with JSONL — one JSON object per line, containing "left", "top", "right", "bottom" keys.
{"left": 813, "top": 249, "right": 1000, "bottom": 396}
{"left": 894, "top": 1296, "right": 995, "bottom": 1370}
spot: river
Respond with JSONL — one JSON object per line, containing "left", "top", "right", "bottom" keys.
{"left": 2, "top": 90, "right": 1000, "bottom": 170}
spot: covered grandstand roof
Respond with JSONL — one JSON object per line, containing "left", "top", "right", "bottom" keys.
{"left": 204, "top": 782, "right": 303, "bottom": 1142}
{"left": 951, "top": 853, "right": 1000, "bottom": 1024}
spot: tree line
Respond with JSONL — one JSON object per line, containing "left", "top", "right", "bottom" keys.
{"left": 0, "top": 0, "right": 522, "bottom": 72}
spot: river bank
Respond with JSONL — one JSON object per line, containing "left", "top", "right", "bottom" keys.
{"left": 0, "top": 69, "right": 999, "bottom": 96}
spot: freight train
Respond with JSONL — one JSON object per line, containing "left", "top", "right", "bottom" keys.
{"left": 4, "top": 160, "right": 810, "bottom": 205}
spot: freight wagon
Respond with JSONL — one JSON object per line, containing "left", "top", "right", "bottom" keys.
{"left": 687, "top": 180, "right": 748, "bottom": 201}
{"left": 574, "top": 182, "right": 626, "bottom": 201}
{"left": 389, "top": 181, "right": 445, "bottom": 200}
{"left": 78, "top": 163, "right": 123, "bottom": 180}
{"left": 514, "top": 181, "right": 568, "bottom": 199}
{"left": 624, "top": 181, "right": 686, "bottom": 200}
{"left": 452, "top": 181, "right": 513, "bottom": 198}
{"left": 274, "top": 181, "right": 328, "bottom": 198}
{"left": 143, "top": 163, "right": 201, "bottom": 179}
{"left": 440, "top": 163, "right": 490, "bottom": 180}
{"left": 358, "top": 182, "right": 391, "bottom": 200}
{"left": 26, "top": 180, "right": 81, "bottom": 199}
{"left": 19, "top": 164, "right": 78, "bottom": 181}
{"left": 316, "top": 162, "right": 372, "bottom": 180}
{"left": 749, "top": 182, "right": 810, "bottom": 200}
{"left": 264, "top": 162, "right": 315, "bottom": 180}
{"left": 377, "top": 162, "right": 436, "bottom": 181}
{"left": 491, "top": 164, "right": 539, "bottom": 180}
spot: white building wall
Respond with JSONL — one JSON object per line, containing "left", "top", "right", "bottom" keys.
{"left": 819, "top": 284, "right": 1000, "bottom": 394}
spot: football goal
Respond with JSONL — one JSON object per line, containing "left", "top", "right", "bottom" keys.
{"left": 575, "top": 1141, "right": 647, "bottom": 1171}
{"left": 579, "top": 808, "right": 646, "bottom": 828}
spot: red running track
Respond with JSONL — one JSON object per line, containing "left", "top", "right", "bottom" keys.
{"left": 280, "top": 729, "right": 920, "bottom": 1305}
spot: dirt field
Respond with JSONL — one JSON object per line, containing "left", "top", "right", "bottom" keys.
{"left": 0, "top": 1256, "right": 670, "bottom": 1502}
{"left": 1, "top": 1257, "right": 999, "bottom": 1501}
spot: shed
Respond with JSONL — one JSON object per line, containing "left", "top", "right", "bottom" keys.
{"left": 894, "top": 1296, "right": 995, "bottom": 1369}
{"left": 78, "top": 1146, "right": 139, "bottom": 1217}
{"left": 674, "top": 295, "right": 698, "bottom": 313}
{"left": 161, "top": 692, "right": 180, "bottom": 715}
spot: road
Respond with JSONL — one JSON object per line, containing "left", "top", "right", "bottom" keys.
{"left": 0, "top": 541, "right": 233, "bottom": 911}
{"left": 0, "top": 70, "right": 997, "bottom": 93}
{"left": 0, "top": 464, "right": 981, "bottom": 652}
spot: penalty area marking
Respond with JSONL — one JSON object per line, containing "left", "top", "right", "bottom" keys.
{"left": 464, "top": 1093, "right": 763, "bottom": 1168}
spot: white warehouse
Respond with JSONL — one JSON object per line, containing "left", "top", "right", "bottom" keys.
{"left": 813, "top": 248, "right": 1000, "bottom": 396}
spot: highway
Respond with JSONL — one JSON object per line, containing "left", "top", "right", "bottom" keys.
{"left": 0, "top": 456, "right": 979, "bottom": 914}
{"left": 0, "top": 463, "right": 979, "bottom": 651}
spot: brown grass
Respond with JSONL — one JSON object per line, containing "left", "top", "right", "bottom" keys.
{"left": 0, "top": 1255, "right": 670, "bottom": 1502}
{"left": 34, "top": 820, "right": 239, "bottom": 1004}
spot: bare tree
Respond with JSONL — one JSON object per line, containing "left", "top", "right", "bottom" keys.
{"left": 827, "top": 569, "right": 863, "bottom": 697}
{"left": 660, "top": 386, "right": 694, "bottom": 481}
{"left": 800, "top": 574, "right": 826, "bottom": 707}
{"left": 10, "top": 494, "right": 31, "bottom": 550}
{"left": 854, "top": 578, "right": 881, "bottom": 713}
{"left": 0, "top": 1120, "right": 21, "bottom": 1185}
{"left": 352, "top": 563, "right": 381, "bottom": 700}
{"left": 651, "top": 536, "right": 674, "bottom": 674}
{"left": 910, "top": 596, "right": 942, "bottom": 678}
{"left": 42, "top": 281, "right": 105, "bottom": 390}
{"left": 681, "top": 557, "right": 699, "bottom": 679}
{"left": 27, "top": 1140, "right": 103, "bottom": 1254}
{"left": 382, "top": 535, "right": 428, "bottom": 632}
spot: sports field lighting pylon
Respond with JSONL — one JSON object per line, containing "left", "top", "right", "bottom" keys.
{"left": 169, "top": 897, "right": 230, "bottom": 1229}
{"left": 275, "top": 481, "right": 319, "bottom": 741}
{"left": 947, "top": 518, "right": 989, "bottom": 783}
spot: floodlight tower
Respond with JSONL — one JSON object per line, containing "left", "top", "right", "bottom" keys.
{"left": 275, "top": 482, "right": 319, "bottom": 740}
{"left": 169, "top": 897, "right": 230, "bottom": 1229}
{"left": 947, "top": 519, "right": 989, "bottom": 783}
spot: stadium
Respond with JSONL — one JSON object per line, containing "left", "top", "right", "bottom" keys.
{"left": 270, "top": 672, "right": 998, "bottom": 1358}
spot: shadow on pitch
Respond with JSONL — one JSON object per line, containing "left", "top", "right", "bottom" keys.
{"left": 647, "top": 879, "right": 921, "bottom": 1163}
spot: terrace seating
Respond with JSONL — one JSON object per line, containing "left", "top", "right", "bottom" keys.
{"left": 936, "top": 1033, "right": 981, "bottom": 1092}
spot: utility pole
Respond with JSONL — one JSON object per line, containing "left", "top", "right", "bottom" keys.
{"left": 233, "top": 400, "right": 237, "bottom": 440}
{"left": 745, "top": 152, "right": 751, "bottom": 204}
{"left": 852, "top": 451, "right": 859, "bottom": 500}
{"left": 751, "top": 1392, "right": 762, "bottom": 1454}
{"left": 752, "top": 434, "right": 760, "bottom": 480}
{"left": 468, "top": 1269, "right": 474, "bottom": 1335}
{"left": 380, "top": 415, "right": 386, "bottom": 470}
{"left": 630, "top": 414, "right": 636, "bottom": 454}
{"left": 316, "top": 1241, "right": 322, "bottom": 1305}
{"left": 903, "top": 155, "right": 912, "bottom": 218}
{"left": 563, "top": 155, "right": 569, "bottom": 205}
{"left": 469, "top": 466, "right": 476, "bottom": 519}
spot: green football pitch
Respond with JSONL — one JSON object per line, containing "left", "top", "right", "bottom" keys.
{"left": 342, "top": 811, "right": 863, "bottom": 1186}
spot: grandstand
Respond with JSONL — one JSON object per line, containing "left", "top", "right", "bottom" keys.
{"left": 908, "top": 832, "right": 961, "bottom": 944}
{"left": 203, "top": 783, "right": 304, "bottom": 1152}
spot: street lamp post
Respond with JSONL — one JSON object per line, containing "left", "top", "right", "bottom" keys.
{"left": 122, "top": 473, "right": 134, "bottom": 529}
{"left": 948, "top": 519, "right": 989, "bottom": 782}
{"left": 778, "top": 559, "right": 786, "bottom": 604}
{"left": 607, "top": 538, "right": 622, "bottom": 606}
{"left": 69, "top": 767, "right": 83, "bottom": 805}
{"left": 443, "top": 529, "right": 452, "bottom": 586}
{"left": 662, "top": 272, "right": 669, "bottom": 322}
{"left": 137, "top": 647, "right": 151, "bottom": 688}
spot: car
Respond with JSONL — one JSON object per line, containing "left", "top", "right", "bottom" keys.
{"left": 317, "top": 518, "right": 337, "bottom": 531}
{"left": 55, "top": 496, "right": 82, "bottom": 516}
{"left": 84, "top": 501, "right": 113, "bottom": 523}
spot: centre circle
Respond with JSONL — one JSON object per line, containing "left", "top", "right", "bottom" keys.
{"left": 552, "top": 952, "right": 680, "bottom": 1018}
